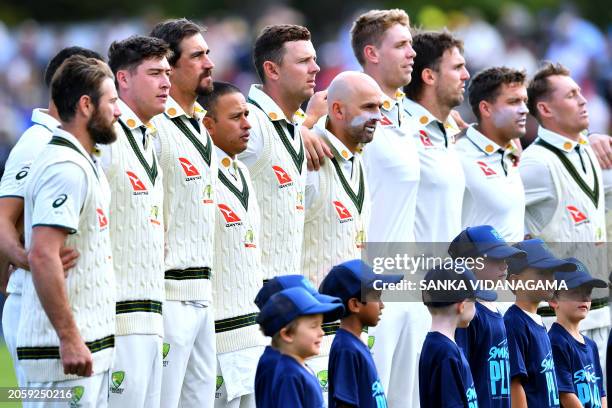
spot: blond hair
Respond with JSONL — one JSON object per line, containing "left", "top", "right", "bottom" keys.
{"left": 350, "top": 9, "right": 410, "bottom": 66}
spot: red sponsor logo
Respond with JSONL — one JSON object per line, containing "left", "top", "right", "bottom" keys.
{"left": 567, "top": 205, "right": 588, "bottom": 224}
{"left": 477, "top": 161, "right": 497, "bottom": 177}
{"left": 96, "top": 208, "right": 108, "bottom": 228}
{"left": 179, "top": 157, "right": 200, "bottom": 177}
{"left": 419, "top": 130, "right": 433, "bottom": 147}
{"left": 379, "top": 115, "right": 393, "bottom": 126}
{"left": 218, "top": 204, "right": 241, "bottom": 224}
{"left": 272, "top": 165, "right": 293, "bottom": 186}
{"left": 126, "top": 171, "right": 147, "bottom": 191}
{"left": 333, "top": 201, "right": 353, "bottom": 220}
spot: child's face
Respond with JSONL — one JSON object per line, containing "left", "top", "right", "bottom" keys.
{"left": 457, "top": 299, "right": 476, "bottom": 328}
{"left": 358, "top": 290, "right": 385, "bottom": 326}
{"left": 551, "top": 285, "right": 593, "bottom": 322}
{"left": 473, "top": 257, "right": 508, "bottom": 283}
{"left": 291, "top": 314, "right": 324, "bottom": 360}
{"left": 512, "top": 267, "right": 556, "bottom": 302}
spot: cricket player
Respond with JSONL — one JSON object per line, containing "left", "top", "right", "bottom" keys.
{"left": 17, "top": 55, "right": 120, "bottom": 406}
{"left": 104, "top": 36, "right": 171, "bottom": 407}
{"left": 150, "top": 19, "right": 218, "bottom": 407}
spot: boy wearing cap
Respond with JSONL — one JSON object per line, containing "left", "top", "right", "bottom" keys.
{"left": 449, "top": 225, "right": 526, "bottom": 408}
{"left": 256, "top": 286, "right": 344, "bottom": 408}
{"left": 548, "top": 258, "right": 607, "bottom": 408}
{"left": 319, "top": 259, "right": 402, "bottom": 408}
{"left": 504, "top": 239, "right": 577, "bottom": 408}
{"left": 419, "top": 263, "right": 495, "bottom": 408}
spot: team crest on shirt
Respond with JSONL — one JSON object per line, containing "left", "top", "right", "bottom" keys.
{"left": 477, "top": 161, "right": 498, "bottom": 177}
{"left": 567, "top": 205, "right": 589, "bottom": 225}
{"left": 126, "top": 171, "right": 148, "bottom": 195}
{"left": 418, "top": 130, "right": 434, "bottom": 147}
{"left": 218, "top": 204, "right": 242, "bottom": 227}
{"left": 296, "top": 192, "right": 304, "bottom": 210}
{"left": 272, "top": 165, "right": 293, "bottom": 188}
{"left": 149, "top": 205, "right": 161, "bottom": 226}
{"left": 244, "top": 227, "right": 256, "bottom": 248}
{"left": 355, "top": 229, "right": 366, "bottom": 249}
{"left": 333, "top": 200, "right": 353, "bottom": 223}
{"left": 202, "top": 184, "right": 214, "bottom": 204}
{"left": 96, "top": 208, "right": 108, "bottom": 230}
{"left": 178, "top": 157, "right": 202, "bottom": 181}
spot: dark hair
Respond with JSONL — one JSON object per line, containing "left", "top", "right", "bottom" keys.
{"left": 44, "top": 46, "right": 103, "bottom": 87}
{"left": 252, "top": 24, "right": 311, "bottom": 83}
{"left": 527, "top": 62, "right": 571, "bottom": 121}
{"left": 150, "top": 18, "right": 205, "bottom": 66}
{"left": 108, "top": 35, "right": 170, "bottom": 77}
{"left": 468, "top": 67, "right": 527, "bottom": 120}
{"left": 198, "top": 81, "right": 242, "bottom": 119}
{"left": 403, "top": 31, "right": 464, "bottom": 101}
{"left": 350, "top": 9, "right": 410, "bottom": 66}
{"left": 51, "top": 55, "right": 114, "bottom": 122}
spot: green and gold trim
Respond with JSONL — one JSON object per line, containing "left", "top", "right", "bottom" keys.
{"left": 116, "top": 300, "right": 162, "bottom": 315}
{"left": 165, "top": 267, "right": 212, "bottom": 281}
{"left": 17, "top": 335, "right": 114, "bottom": 360}
{"left": 215, "top": 312, "right": 258, "bottom": 333}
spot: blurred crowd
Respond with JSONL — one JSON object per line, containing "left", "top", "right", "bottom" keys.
{"left": 0, "top": 3, "right": 612, "bottom": 176}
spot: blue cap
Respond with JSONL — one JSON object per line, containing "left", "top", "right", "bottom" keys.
{"left": 448, "top": 225, "right": 526, "bottom": 260}
{"left": 254, "top": 275, "right": 341, "bottom": 310}
{"left": 422, "top": 262, "right": 497, "bottom": 307}
{"left": 507, "top": 239, "right": 577, "bottom": 275}
{"left": 256, "top": 286, "right": 345, "bottom": 337}
{"left": 319, "top": 259, "right": 403, "bottom": 303}
{"left": 555, "top": 258, "right": 606, "bottom": 290}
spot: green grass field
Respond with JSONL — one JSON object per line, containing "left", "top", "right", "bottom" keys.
{"left": 0, "top": 341, "right": 21, "bottom": 407}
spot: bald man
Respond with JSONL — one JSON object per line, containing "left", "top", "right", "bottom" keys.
{"left": 301, "top": 71, "right": 383, "bottom": 403}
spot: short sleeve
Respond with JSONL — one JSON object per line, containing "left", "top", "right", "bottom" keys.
{"left": 330, "top": 349, "right": 360, "bottom": 406}
{"left": 31, "top": 162, "right": 88, "bottom": 234}
{"left": 550, "top": 340, "right": 574, "bottom": 393}
{"left": 276, "top": 374, "right": 306, "bottom": 408}
{"left": 0, "top": 142, "right": 42, "bottom": 198}
{"left": 438, "top": 357, "right": 470, "bottom": 408}
{"left": 505, "top": 320, "right": 528, "bottom": 380}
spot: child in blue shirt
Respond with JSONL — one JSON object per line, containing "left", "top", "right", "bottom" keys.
{"left": 419, "top": 262, "right": 497, "bottom": 408}
{"left": 548, "top": 257, "right": 607, "bottom": 408}
{"left": 449, "top": 225, "right": 526, "bottom": 408}
{"left": 256, "top": 286, "right": 344, "bottom": 408}
{"left": 319, "top": 259, "right": 402, "bottom": 408}
{"left": 504, "top": 239, "right": 576, "bottom": 408}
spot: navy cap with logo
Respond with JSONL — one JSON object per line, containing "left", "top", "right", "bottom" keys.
{"left": 448, "top": 225, "right": 526, "bottom": 260}
{"left": 319, "top": 259, "right": 403, "bottom": 305}
{"left": 422, "top": 262, "right": 497, "bottom": 307}
{"left": 555, "top": 257, "right": 606, "bottom": 290}
{"left": 506, "top": 239, "right": 577, "bottom": 275}
{"left": 254, "top": 274, "right": 341, "bottom": 310}
{"left": 256, "top": 286, "right": 345, "bottom": 337}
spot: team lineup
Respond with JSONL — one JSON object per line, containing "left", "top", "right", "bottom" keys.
{"left": 0, "top": 7, "right": 610, "bottom": 408}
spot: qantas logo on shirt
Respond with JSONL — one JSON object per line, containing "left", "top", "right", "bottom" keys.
{"left": 333, "top": 200, "right": 353, "bottom": 222}
{"left": 419, "top": 130, "right": 433, "bottom": 147}
{"left": 272, "top": 165, "right": 293, "bottom": 187}
{"left": 218, "top": 204, "right": 242, "bottom": 226}
{"left": 477, "top": 161, "right": 498, "bottom": 177}
{"left": 179, "top": 157, "right": 202, "bottom": 181}
{"left": 126, "top": 171, "right": 148, "bottom": 194}
{"left": 379, "top": 115, "right": 393, "bottom": 126}
{"left": 567, "top": 205, "right": 589, "bottom": 225}
{"left": 96, "top": 208, "right": 108, "bottom": 229}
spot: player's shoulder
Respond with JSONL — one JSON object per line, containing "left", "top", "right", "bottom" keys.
{"left": 9, "top": 124, "right": 53, "bottom": 162}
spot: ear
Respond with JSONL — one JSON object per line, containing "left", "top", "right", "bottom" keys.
{"left": 363, "top": 45, "right": 379, "bottom": 65}
{"left": 77, "top": 94, "right": 94, "bottom": 119}
{"left": 279, "top": 326, "right": 294, "bottom": 344}
{"left": 347, "top": 298, "right": 361, "bottom": 314}
{"left": 422, "top": 68, "right": 436, "bottom": 86}
{"left": 263, "top": 61, "right": 280, "bottom": 82}
{"left": 203, "top": 116, "right": 215, "bottom": 135}
{"left": 331, "top": 101, "right": 344, "bottom": 121}
{"left": 547, "top": 298, "right": 558, "bottom": 310}
{"left": 479, "top": 100, "right": 492, "bottom": 119}
{"left": 116, "top": 70, "right": 129, "bottom": 91}
{"left": 456, "top": 301, "right": 465, "bottom": 315}
{"left": 536, "top": 101, "right": 552, "bottom": 119}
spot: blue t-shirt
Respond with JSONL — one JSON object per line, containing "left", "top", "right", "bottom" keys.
{"left": 328, "top": 328, "right": 387, "bottom": 408}
{"left": 255, "top": 346, "right": 282, "bottom": 407}
{"left": 419, "top": 331, "right": 479, "bottom": 408}
{"left": 607, "top": 329, "right": 612, "bottom": 400}
{"left": 270, "top": 354, "right": 324, "bottom": 408}
{"left": 456, "top": 302, "right": 510, "bottom": 408}
{"left": 548, "top": 322, "right": 606, "bottom": 408}
{"left": 504, "top": 304, "right": 560, "bottom": 407}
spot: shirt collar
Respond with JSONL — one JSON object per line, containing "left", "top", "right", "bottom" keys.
{"left": 215, "top": 145, "right": 240, "bottom": 174}
{"left": 31, "top": 108, "right": 60, "bottom": 131}
{"left": 53, "top": 127, "right": 99, "bottom": 161}
{"left": 538, "top": 126, "right": 588, "bottom": 153}
{"left": 248, "top": 84, "right": 306, "bottom": 125}
{"left": 465, "top": 126, "right": 502, "bottom": 155}
{"left": 381, "top": 89, "right": 405, "bottom": 112}
{"left": 117, "top": 99, "right": 157, "bottom": 135}
{"left": 313, "top": 115, "right": 355, "bottom": 162}
{"left": 164, "top": 95, "right": 207, "bottom": 121}
{"left": 403, "top": 98, "right": 460, "bottom": 135}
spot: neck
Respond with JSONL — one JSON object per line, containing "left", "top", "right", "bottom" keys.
{"left": 363, "top": 67, "right": 398, "bottom": 100}
{"left": 417, "top": 95, "right": 451, "bottom": 123}
{"left": 262, "top": 83, "right": 300, "bottom": 121}
{"left": 515, "top": 299, "right": 540, "bottom": 314}
{"left": 430, "top": 316, "right": 458, "bottom": 341}
{"left": 170, "top": 86, "right": 196, "bottom": 117}
{"left": 47, "top": 101, "right": 61, "bottom": 121}
{"left": 327, "top": 120, "right": 357, "bottom": 153}
{"left": 61, "top": 121, "right": 94, "bottom": 155}
{"left": 555, "top": 315, "right": 582, "bottom": 340}
{"left": 477, "top": 122, "right": 511, "bottom": 148}
{"left": 542, "top": 123, "right": 581, "bottom": 142}
{"left": 340, "top": 315, "right": 364, "bottom": 339}
{"left": 477, "top": 300, "right": 498, "bottom": 312}
{"left": 120, "top": 94, "right": 153, "bottom": 124}
{"left": 279, "top": 347, "right": 306, "bottom": 366}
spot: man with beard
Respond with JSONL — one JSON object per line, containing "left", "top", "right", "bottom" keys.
{"left": 521, "top": 62, "right": 609, "bottom": 373}
{"left": 457, "top": 67, "right": 528, "bottom": 242}
{"left": 403, "top": 30, "right": 469, "bottom": 242}
{"left": 16, "top": 55, "right": 119, "bottom": 406}
{"left": 0, "top": 46, "right": 99, "bottom": 387}
{"left": 104, "top": 36, "right": 171, "bottom": 407}
{"left": 200, "top": 82, "right": 265, "bottom": 408}
{"left": 150, "top": 19, "right": 218, "bottom": 408}
{"left": 301, "top": 71, "right": 383, "bottom": 402}
{"left": 239, "top": 24, "right": 318, "bottom": 281}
